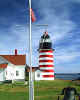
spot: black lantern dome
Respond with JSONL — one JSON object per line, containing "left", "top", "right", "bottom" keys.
{"left": 39, "top": 31, "right": 52, "bottom": 49}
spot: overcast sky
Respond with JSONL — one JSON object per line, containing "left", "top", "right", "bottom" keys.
{"left": 0, "top": 0, "right": 80, "bottom": 73}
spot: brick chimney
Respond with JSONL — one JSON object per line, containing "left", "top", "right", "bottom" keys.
{"left": 15, "top": 49, "right": 17, "bottom": 55}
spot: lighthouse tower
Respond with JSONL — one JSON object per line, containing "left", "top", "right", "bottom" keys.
{"left": 38, "top": 31, "right": 54, "bottom": 80}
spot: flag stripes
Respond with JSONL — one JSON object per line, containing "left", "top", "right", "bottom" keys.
{"left": 30, "top": 8, "right": 36, "bottom": 22}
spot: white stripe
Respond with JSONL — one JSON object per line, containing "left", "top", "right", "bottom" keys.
{"left": 39, "top": 62, "right": 53, "bottom": 65}
{"left": 39, "top": 52, "right": 53, "bottom": 55}
{"left": 41, "top": 72, "right": 54, "bottom": 75}
{"left": 39, "top": 57, "right": 53, "bottom": 60}
{"left": 40, "top": 67, "right": 54, "bottom": 70}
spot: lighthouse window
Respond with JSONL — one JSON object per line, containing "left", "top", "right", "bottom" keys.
{"left": 40, "top": 39, "right": 44, "bottom": 43}
{"left": 42, "top": 39, "right": 45, "bottom": 42}
{"left": 44, "top": 39, "right": 51, "bottom": 42}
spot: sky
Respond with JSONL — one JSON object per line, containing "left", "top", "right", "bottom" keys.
{"left": 0, "top": 0, "right": 80, "bottom": 73}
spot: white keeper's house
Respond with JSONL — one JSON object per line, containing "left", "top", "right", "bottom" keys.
{"left": 0, "top": 49, "right": 26, "bottom": 82}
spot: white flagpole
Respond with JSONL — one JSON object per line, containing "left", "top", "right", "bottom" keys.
{"left": 29, "top": 0, "right": 34, "bottom": 100}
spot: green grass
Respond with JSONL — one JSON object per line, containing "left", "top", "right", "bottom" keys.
{"left": 34, "top": 80, "right": 80, "bottom": 100}
{"left": 0, "top": 80, "right": 80, "bottom": 100}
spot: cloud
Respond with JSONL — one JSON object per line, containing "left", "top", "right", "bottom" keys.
{"left": 54, "top": 43, "right": 80, "bottom": 73}
{"left": 54, "top": 42, "right": 80, "bottom": 62}
{"left": 72, "top": 0, "right": 80, "bottom": 3}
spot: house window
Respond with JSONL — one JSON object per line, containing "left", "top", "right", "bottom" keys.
{"left": 37, "top": 73, "right": 40, "bottom": 78}
{"left": 6, "top": 71, "right": 7, "bottom": 75}
{"left": 16, "top": 71, "right": 19, "bottom": 76}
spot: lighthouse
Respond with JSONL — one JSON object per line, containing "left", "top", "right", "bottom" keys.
{"left": 38, "top": 31, "right": 54, "bottom": 80}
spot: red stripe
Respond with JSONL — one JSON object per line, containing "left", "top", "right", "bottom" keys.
{"left": 39, "top": 55, "right": 53, "bottom": 58}
{"left": 39, "top": 65, "right": 54, "bottom": 67}
{"left": 40, "top": 50, "right": 53, "bottom": 53}
{"left": 43, "top": 70, "right": 54, "bottom": 72}
{"left": 43, "top": 75, "right": 54, "bottom": 78}
{"left": 39, "top": 60, "right": 53, "bottom": 63}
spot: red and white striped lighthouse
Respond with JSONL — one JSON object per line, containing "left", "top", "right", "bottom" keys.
{"left": 38, "top": 31, "right": 54, "bottom": 80}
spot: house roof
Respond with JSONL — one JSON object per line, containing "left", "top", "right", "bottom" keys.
{"left": 0, "top": 55, "right": 26, "bottom": 65}
{"left": 0, "top": 64, "right": 8, "bottom": 68}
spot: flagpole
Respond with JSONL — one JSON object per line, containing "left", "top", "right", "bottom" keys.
{"left": 29, "top": 0, "right": 34, "bottom": 100}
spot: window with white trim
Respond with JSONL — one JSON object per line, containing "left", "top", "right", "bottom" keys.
{"left": 16, "top": 71, "right": 19, "bottom": 76}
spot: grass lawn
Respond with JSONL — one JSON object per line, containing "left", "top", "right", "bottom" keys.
{"left": 0, "top": 80, "right": 80, "bottom": 100}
